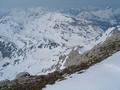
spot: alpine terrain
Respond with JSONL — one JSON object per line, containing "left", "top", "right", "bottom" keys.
{"left": 0, "top": 7, "right": 120, "bottom": 90}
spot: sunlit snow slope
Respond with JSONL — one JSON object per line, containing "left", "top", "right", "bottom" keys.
{"left": 44, "top": 51, "right": 120, "bottom": 90}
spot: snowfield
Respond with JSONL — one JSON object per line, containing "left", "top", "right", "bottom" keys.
{"left": 44, "top": 51, "right": 120, "bottom": 90}
{"left": 0, "top": 7, "right": 120, "bottom": 81}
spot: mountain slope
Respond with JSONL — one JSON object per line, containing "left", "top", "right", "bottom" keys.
{"left": 0, "top": 8, "right": 120, "bottom": 80}
{"left": 0, "top": 24, "right": 120, "bottom": 90}
{"left": 44, "top": 51, "right": 120, "bottom": 90}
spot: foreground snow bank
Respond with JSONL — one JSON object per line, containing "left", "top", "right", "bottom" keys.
{"left": 44, "top": 51, "right": 120, "bottom": 90}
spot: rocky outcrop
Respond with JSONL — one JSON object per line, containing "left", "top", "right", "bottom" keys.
{"left": 0, "top": 80, "right": 10, "bottom": 87}
{"left": 0, "top": 29, "right": 120, "bottom": 90}
{"left": 15, "top": 72, "right": 30, "bottom": 79}
{"left": 0, "top": 37, "right": 17, "bottom": 59}
{"left": 64, "top": 29, "right": 120, "bottom": 67}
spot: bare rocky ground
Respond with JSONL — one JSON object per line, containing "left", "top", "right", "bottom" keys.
{"left": 0, "top": 29, "right": 120, "bottom": 90}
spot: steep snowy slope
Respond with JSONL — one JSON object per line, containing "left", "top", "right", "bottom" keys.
{"left": 0, "top": 8, "right": 119, "bottom": 80}
{"left": 44, "top": 51, "right": 120, "bottom": 90}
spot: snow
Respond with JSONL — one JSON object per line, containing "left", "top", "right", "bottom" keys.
{"left": 44, "top": 51, "right": 120, "bottom": 90}
{"left": 95, "top": 27, "right": 115, "bottom": 44}
{"left": 0, "top": 46, "right": 67, "bottom": 80}
{"left": 0, "top": 7, "right": 119, "bottom": 81}
{"left": 91, "top": 8, "right": 114, "bottom": 19}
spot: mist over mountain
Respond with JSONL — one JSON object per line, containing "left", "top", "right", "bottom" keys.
{"left": 0, "top": 0, "right": 120, "bottom": 9}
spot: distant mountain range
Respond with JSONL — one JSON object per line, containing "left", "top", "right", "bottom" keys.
{"left": 0, "top": 7, "right": 120, "bottom": 81}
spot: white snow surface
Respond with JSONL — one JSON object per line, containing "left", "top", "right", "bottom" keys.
{"left": 95, "top": 27, "right": 116, "bottom": 44}
{"left": 0, "top": 8, "right": 119, "bottom": 80}
{"left": 44, "top": 51, "right": 120, "bottom": 90}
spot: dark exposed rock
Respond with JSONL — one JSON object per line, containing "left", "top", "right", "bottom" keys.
{"left": 2, "top": 62, "right": 10, "bottom": 67}
{"left": 13, "top": 59, "right": 20, "bottom": 65}
{"left": 0, "top": 36, "right": 25, "bottom": 60}
{"left": 0, "top": 40, "right": 17, "bottom": 59}
{"left": 1, "top": 29, "right": 120, "bottom": 90}
{"left": 64, "top": 29, "right": 120, "bottom": 67}
{"left": 38, "top": 40, "right": 60, "bottom": 49}
{"left": 0, "top": 79, "right": 10, "bottom": 87}
{"left": 15, "top": 72, "right": 30, "bottom": 79}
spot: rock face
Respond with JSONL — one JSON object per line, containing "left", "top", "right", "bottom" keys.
{"left": 0, "top": 8, "right": 105, "bottom": 80}
{"left": 0, "top": 8, "right": 120, "bottom": 89}
{"left": 0, "top": 28, "right": 120, "bottom": 90}
{"left": 64, "top": 28, "right": 120, "bottom": 67}
{"left": 15, "top": 72, "right": 30, "bottom": 79}
{"left": 64, "top": 49, "right": 81, "bottom": 67}
{"left": 0, "top": 79, "right": 10, "bottom": 87}
{"left": 0, "top": 37, "right": 18, "bottom": 59}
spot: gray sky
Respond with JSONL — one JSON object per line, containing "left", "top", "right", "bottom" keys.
{"left": 0, "top": 0, "right": 119, "bottom": 9}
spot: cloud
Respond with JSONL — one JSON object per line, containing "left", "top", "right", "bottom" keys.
{"left": 0, "top": 0, "right": 119, "bottom": 9}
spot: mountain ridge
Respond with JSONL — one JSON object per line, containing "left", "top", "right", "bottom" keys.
{"left": 0, "top": 8, "right": 120, "bottom": 80}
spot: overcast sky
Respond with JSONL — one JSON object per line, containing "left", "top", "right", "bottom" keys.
{"left": 0, "top": 0, "right": 119, "bottom": 9}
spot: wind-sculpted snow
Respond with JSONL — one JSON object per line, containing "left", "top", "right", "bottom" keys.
{"left": 0, "top": 7, "right": 119, "bottom": 80}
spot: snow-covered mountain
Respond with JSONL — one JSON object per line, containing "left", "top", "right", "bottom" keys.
{"left": 0, "top": 7, "right": 120, "bottom": 80}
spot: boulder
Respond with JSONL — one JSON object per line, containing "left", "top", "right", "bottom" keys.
{"left": 16, "top": 72, "right": 30, "bottom": 79}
